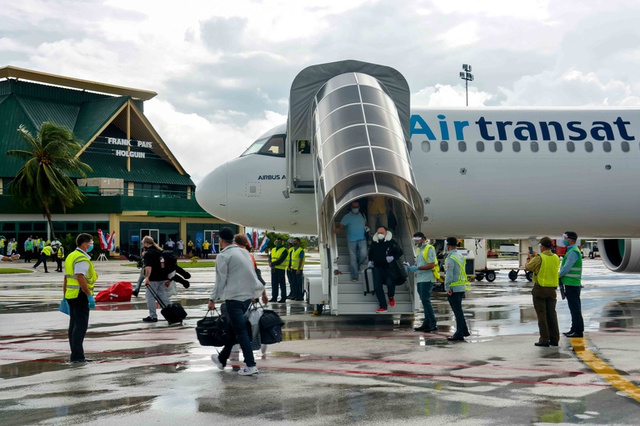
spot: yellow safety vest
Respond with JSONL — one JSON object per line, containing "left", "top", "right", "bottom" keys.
{"left": 42, "top": 246, "right": 52, "bottom": 256}
{"left": 57, "top": 247, "right": 65, "bottom": 259}
{"left": 290, "top": 247, "right": 304, "bottom": 270}
{"left": 417, "top": 244, "right": 441, "bottom": 281}
{"left": 270, "top": 247, "right": 289, "bottom": 270}
{"left": 536, "top": 252, "right": 560, "bottom": 287}
{"left": 450, "top": 254, "right": 470, "bottom": 290}
{"left": 65, "top": 250, "right": 97, "bottom": 299}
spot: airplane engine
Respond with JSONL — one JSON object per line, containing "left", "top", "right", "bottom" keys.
{"left": 598, "top": 239, "right": 640, "bottom": 273}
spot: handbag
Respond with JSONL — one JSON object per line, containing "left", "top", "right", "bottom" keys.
{"left": 195, "top": 309, "right": 229, "bottom": 346}
{"left": 389, "top": 258, "right": 408, "bottom": 286}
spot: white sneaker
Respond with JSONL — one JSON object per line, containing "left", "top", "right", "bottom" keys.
{"left": 210, "top": 354, "right": 224, "bottom": 370}
{"left": 238, "top": 366, "right": 259, "bottom": 376}
{"left": 351, "top": 279, "right": 358, "bottom": 283}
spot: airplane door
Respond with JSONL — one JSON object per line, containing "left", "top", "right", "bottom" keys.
{"left": 291, "top": 139, "right": 314, "bottom": 192}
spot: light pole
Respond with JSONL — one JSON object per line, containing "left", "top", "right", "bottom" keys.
{"left": 459, "top": 64, "right": 473, "bottom": 106}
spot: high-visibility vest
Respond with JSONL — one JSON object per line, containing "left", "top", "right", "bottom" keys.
{"left": 0, "top": 239, "right": 4, "bottom": 249}
{"left": 25, "top": 240, "right": 33, "bottom": 251}
{"left": 65, "top": 250, "right": 97, "bottom": 299}
{"left": 270, "top": 247, "right": 288, "bottom": 270}
{"left": 449, "top": 253, "right": 470, "bottom": 290}
{"left": 290, "top": 247, "right": 304, "bottom": 270}
{"left": 536, "top": 252, "right": 560, "bottom": 287}
{"left": 416, "top": 244, "right": 441, "bottom": 281}
{"left": 42, "top": 246, "right": 52, "bottom": 256}
{"left": 560, "top": 246, "right": 582, "bottom": 286}
{"left": 57, "top": 247, "right": 65, "bottom": 259}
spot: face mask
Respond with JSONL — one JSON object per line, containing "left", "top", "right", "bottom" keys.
{"left": 87, "top": 244, "right": 94, "bottom": 253}
{"left": 275, "top": 242, "right": 282, "bottom": 248}
{"left": 351, "top": 208, "right": 359, "bottom": 214}
{"left": 377, "top": 233, "right": 385, "bottom": 240}
{"left": 563, "top": 240, "right": 570, "bottom": 246}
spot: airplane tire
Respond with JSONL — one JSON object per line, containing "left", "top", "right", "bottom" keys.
{"left": 508, "top": 270, "right": 518, "bottom": 281}
{"left": 525, "top": 271, "right": 533, "bottom": 282}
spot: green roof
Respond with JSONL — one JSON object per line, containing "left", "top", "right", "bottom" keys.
{"left": 0, "top": 78, "right": 193, "bottom": 187}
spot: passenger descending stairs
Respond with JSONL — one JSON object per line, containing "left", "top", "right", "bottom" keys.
{"left": 333, "top": 212, "right": 414, "bottom": 315}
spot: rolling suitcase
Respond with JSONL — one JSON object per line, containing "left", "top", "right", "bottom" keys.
{"left": 146, "top": 283, "right": 187, "bottom": 324}
{"left": 364, "top": 267, "right": 375, "bottom": 295}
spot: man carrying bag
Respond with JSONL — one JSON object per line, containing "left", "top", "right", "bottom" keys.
{"left": 209, "top": 227, "right": 264, "bottom": 376}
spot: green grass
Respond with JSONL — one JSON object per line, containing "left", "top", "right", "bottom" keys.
{"left": 0, "top": 268, "right": 33, "bottom": 274}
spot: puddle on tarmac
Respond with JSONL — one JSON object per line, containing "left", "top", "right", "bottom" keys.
{"left": 0, "top": 359, "right": 69, "bottom": 379}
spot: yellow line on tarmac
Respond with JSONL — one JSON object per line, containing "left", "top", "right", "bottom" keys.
{"left": 571, "top": 337, "right": 640, "bottom": 403}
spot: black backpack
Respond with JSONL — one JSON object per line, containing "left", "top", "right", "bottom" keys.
{"left": 259, "top": 310, "right": 284, "bottom": 344}
{"left": 161, "top": 250, "right": 178, "bottom": 273}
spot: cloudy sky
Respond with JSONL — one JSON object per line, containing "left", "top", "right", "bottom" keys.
{"left": 3, "top": 0, "right": 640, "bottom": 183}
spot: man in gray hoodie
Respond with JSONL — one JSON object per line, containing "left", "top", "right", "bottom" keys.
{"left": 209, "top": 227, "right": 263, "bottom": 376}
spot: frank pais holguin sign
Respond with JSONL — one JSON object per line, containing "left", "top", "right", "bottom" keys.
{"left": 105, "top": 137, "right": 154, "bottom": 159}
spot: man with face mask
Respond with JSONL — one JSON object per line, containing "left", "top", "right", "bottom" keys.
{"left": 63, "top": 233, "right": 97, "bottom": 363}
{"left": 407, "top": 232, "right": 439, "bottom": 332}
{"left": 289, "top": 237, "right": 305, "bottom": 301}
{"left": 444, "top": 237, "right": 470, "bottom": 341}
{"left": 335, "top": 201, "right": 368, "bottom": 282}
{"left": 268, "top": 237, "right": 289, "bottom": 302}
{"left": 367, "top": 226, "right": 403, "bottom": 313}
{"left": 558, "top": 231, "right": 583, "bottom": 338}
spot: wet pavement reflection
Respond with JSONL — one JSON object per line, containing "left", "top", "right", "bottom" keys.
{"left": 0, "top": 258, "right": 638, "bottom": 424}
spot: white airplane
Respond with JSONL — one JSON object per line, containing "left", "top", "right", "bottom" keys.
{"left": 196, "top": 60, "right": 640, "bottom": 313}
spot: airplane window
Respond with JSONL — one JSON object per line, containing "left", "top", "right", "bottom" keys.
{"left": 621, "top": 141, "right": 630, "bottom": 152}
{"left": 458, "top": 141, "right": 467, "bottom": 152}
{"left": 258, "top": 135, "right": 286, "bottom": 157}
{"left": 531, "top": 141, "right": 539, "bottom": 152}
{"left": 585, "top": 141, "right": 593, "bottom": 152}
{"left": 494, "top": 141, "right": 503, "bottom": 152}
{"left": 241, "top": 137, "right": 269, "bottom": 156}
{"left": 512, "top": 141, "right": 521, "bottom": 152}
{"left": 603, "top": 141, "right": 611, "bottom": 152}
{"left": 477, "top": 141, "right": 485, "bottom": 152}
{"left": 440, "top": 141, "right": 448, "bottom": 152}
{"left": 421, "top": 141, "right": 431, "bottom": 152}
{"left": 567, "top": 141, "right": 575, "bottom": 152}
{"left": 549, "top": 141, "right": 557, "bottom": 152}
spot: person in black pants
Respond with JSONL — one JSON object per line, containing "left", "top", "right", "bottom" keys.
{"left": 367, "top": 226, "right": 403, "bottom": 313}
{"left": 268, "top": 237, "right": 289, "bottom": 302}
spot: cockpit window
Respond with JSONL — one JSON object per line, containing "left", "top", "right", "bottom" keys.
{"left": 241, "top": 135, "right": 286, "bottom": 157}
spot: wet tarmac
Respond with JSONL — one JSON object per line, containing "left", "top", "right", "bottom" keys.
{"left": 0, "top": 257, "right": 639, "bottom": 425}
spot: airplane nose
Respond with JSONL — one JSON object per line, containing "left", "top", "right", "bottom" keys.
{"left": 195, "top": 163, "right": 228, "bottom": 221}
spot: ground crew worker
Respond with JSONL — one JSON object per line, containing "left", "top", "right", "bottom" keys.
{"left": 559, "top": 231, "right": 584, "bottom": 338}
{"left": 408, "top": 232, "right": 439, "bottom": 332}
{"left": 63, "top": 233, "right": 97, "bottom": 363}
{"left": 33, "top": 242, "right": 53, "bottom": 272}
{"left": 286, "top": 239, "right": 294, "bottom": 299}
{"left": 444, "top": 237, "right": 470, "bottom": 341}
{"left": 268, "top": 237, "right": 289, "bottom": 302}
{"left": 290, "top": 237, "right": 305, "bottom": 301}
{"left": 0, "top": 236, "right": 5, "bottom": 255}
{"left": 9, "top": 238, "right": 17, "bottom": 256}
{"left": 54, "top": 243, "right": 65, "bottom": 273}
{"left": 24, "top": 236, "right": 34, "bottom": 263}
{"left": 202, "top": 240, "right": 210, "bottom": 259}
{"left": 526, "top": 237, "right": 560, "bottom": 347}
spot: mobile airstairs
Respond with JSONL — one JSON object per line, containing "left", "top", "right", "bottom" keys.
{"left": 284, "top": 60, "right": 424, "bottom": 315}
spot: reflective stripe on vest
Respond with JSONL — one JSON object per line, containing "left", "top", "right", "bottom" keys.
{"left": 450, "top": 254, "right": 470, "bottom": 290}
{"left": 290, "top": 247, "right": 304, "bottom": 270}
{"left": 560, "top": 246, "right": 582, "bottom": 286}
{"left": 537, "top": 252, "right": 560, "bottom": 287}
{"left": 270, "top": 247, "right": 288, "bottom": 270}
{"left": 65, "top": 250, "right": 97, "bottom": 299}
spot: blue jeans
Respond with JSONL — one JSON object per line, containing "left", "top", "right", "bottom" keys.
{"left": 447, "top": 291, "right": 469, "bottom": 337}
{"left": 417, "top": 282, "right": 437, "bottom": 329}
{"left": 373, "top": 266, "right": 395, "bottom": 309}
{"left": 347, "top": 240, "right": 367, "bottom": 280}
{"left": 219, "top": 299, "right": 256, "bottom": 368}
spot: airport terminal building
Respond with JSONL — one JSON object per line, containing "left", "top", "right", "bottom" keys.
{"left": 0, "top": 66, "right": 235, "bottom": 255}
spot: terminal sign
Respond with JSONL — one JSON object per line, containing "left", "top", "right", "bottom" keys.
{"left": 107, "top": 137, "right": 154, "bottom": 159}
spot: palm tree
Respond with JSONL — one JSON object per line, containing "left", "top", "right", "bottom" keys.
{"left": 7, "top": 122, "right": 92, "bottom": 239}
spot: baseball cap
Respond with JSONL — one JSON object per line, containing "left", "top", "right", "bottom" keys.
{"left": 219, "top": 227, "right": 234, "bottom": 242}
{"left": 445, "top": 237, "right": 458, "bottom": 246}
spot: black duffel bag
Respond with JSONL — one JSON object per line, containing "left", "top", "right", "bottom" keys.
{"left": 195, "top": 309, "right": 229, "bottom": 346}
{"left": 259, "top": 309, "right": 284, "bottom": 344}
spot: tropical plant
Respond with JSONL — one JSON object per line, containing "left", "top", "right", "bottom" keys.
{"left": 7, "top": 122, "right": 92, "bottom": 239}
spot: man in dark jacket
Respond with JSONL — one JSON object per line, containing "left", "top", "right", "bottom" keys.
{"left": 367, "top": 226, "right": 403, "bottom": 313}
